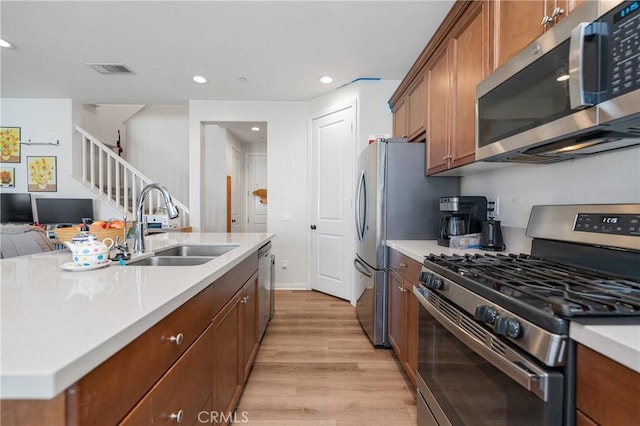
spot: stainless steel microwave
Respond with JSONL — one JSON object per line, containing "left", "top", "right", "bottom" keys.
{"left": 476, "top": 0, "right": 640, "bottom": 163}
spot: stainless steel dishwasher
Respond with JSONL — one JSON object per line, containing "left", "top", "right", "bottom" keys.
{"left": 258, "top": 242, "right": 272, "bottom": 340}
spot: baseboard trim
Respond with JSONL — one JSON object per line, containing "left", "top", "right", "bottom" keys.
{"left": 274, "top": 282, "right": 309, "bottom": 290}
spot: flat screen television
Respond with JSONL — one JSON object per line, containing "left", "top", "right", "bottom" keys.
{"left": 35, "top": 198, "right": 95, "bottom": 226}
{"left": 1, "top": 193, "right": 35, "bottom": 224}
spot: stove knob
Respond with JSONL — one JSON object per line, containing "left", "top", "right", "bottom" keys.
{"left": 494, "top": 316, "right": 521, "bottom": 339}
{"left": 425, "top": 275, "right": 444, "bottom": 290}
{"left": 418, "top": 271, "right": 430, "bottom": 284}
{"left": 474, "top": 305, "right": 497, "bottom": 324}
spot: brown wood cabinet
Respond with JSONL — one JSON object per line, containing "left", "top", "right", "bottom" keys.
{"left": 212, "top": 288, "right": 243, "bottom": 424}
{"left": 392, "top": 99, "right": 408, "bottom": 139}
{"left": 2, "top": 251, "right": 262, "bottom": 426}
{"left": 392, "top": 74, "right": 426, "bottom": 142}
{"left": 426, "top": 1, "right": 488, "bottom": 174}
{"left": 576, "top": 344, "right": 640, "bottom": 426}
{"left": 389, "top": 0, "right": 588, "bottom": 174}
{"left": 407, "top": 74, "right": 427, "bottom": 141}
{"left": 67, "top": 283, "right": 216, "bottom": 426}
{"left": 120, "top": 324, "right": 214, "bottom": 426}
{"left": 492, "top": 0, "right": 585, "bottom": 69}
{"left": 387, "top": 248, "right": 421, "bottom": 388}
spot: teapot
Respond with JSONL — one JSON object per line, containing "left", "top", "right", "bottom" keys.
{"left": 64, "top": 234, "right": 114, "bottom": 267}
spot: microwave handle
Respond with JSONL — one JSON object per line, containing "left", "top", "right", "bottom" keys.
{"left": 569, "top": 22, "right": 592, "bottom": 109}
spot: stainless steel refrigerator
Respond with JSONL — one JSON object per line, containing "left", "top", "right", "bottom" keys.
{"left": 353, "top": 138, "right": 459, "bottom": 346}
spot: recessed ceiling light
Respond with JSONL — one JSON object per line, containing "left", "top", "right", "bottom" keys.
{"left": 251, "top": 126, "right": 260, "bottom": 132}
{"left": 0, "top": 39, "right": 14, "bottom": 48}
{"left": 238, "top": 76, "right": 248, "bottom": 83}
{"left": 320, "top": 76, "right": 333, "bottom": 84}
{"left": 193, "top": 75, "right": 207, "bottom": 84}
{"left": 556, "top": 74, "right": 570, "bottom": 82}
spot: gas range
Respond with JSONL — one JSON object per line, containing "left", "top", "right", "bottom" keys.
{"left": 418, "top": 204, "right": 640, "bottom": 367}
{"left": 414, "top": 204, "right": 639, "bottom": 426}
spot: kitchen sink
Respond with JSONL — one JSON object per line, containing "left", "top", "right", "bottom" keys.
{"left": 153, "top": 244, "right": 239, "bottom": 257}
{"left": 129, "top": 256, "right": 215, "bottom": 267}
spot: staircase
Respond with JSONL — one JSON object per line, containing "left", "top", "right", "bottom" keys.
{"left": 75, "top": 126, "right": 190, "bottom": 227}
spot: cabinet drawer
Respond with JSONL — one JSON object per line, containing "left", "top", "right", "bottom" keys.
{"left": 120, "top": 324, "right": 214, "bottom": 426}
{"left": 388, "top": 248, "right": 421, "bottom": 284}
{"left": 67, "top": 284, "right": 214, "bottom": 426}
{"left": 576, "top": 344, "right": 640, "bottom": 426}
{"left": 212, "top": 253, "right": 258, "bottom": 315}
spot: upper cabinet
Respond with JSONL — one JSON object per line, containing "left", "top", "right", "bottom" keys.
{"left": 493, "top": 0, "right": 585, "bottom": 69}
{"left": 390, "top": 0, "right": 586, "bottom": 175}
{"left": 427, "top": 1, "right": 489, "bottom": 174}
{"left": 392, "top": 74, "right": 426, "bottom": 141}
{"left": 392, "top": 99, "right": 408, "bottom": 139}
{"left": 407, "top": 74, "right": 427, "bottom": 141}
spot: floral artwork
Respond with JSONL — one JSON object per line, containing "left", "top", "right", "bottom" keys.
{"left": 0, "top": 167, "right": 15, "bottom": 187}
{"left": 0, "top": 127, "right": 21, "bottom": 163}
{"left": 27, "top": 156, "right": 57, "bottom": 192}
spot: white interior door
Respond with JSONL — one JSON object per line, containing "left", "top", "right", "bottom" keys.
{"left": 231, "top": 146, "right": 243, "bottom": 232}
{"left": 247, "top": 153, "right": 267, "bottom": 232}
{"left": 310, "top": 105, "right": 355, "bottom": 302}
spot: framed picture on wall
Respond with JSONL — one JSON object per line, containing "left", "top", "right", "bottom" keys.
{"left": 0, "top": 167, "right": 15, "bottom": 187}
{"left": 0, "top": 127, "right": 21, "bottom": 163}
{"left": 27, "top": 156, "right": 57, "bottom": 192}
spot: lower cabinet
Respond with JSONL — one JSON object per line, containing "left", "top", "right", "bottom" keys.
{"left": 387, "top": 248, "right": 420, "bottom": 388}
{"left": 576, "top": 344, "right": 640, "bottom": 426}
{"left": 213, "top": 271, "right": 259, "bottom": 425}
{"left": 212, "top": 289, "right": 243, "bottom": 424}
{"left": 120, "top": 325, "right": 215, "bottom": 425}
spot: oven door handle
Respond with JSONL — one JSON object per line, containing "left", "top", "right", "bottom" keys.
{"left": 414, "top": 286, "right": 555, "bottom": 401}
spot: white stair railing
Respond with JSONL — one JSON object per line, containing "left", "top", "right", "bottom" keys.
{"left": 75, "top": 126, "right": 190, "bottom": 228}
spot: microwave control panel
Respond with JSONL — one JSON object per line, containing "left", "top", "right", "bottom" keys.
{"left": 607, "top": 1, "right": 640, "bottom": 97}
{"left": 574, "top": 213, "right": 640, "bottom": 236}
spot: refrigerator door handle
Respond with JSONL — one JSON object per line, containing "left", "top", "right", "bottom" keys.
{"left": 355, "top": 169, "right": 367, "bottom": 242}
{"left": 353, "top": 257, "right": 372, "bottom": 278}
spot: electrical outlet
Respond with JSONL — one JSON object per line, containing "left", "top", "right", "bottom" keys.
{"left": 282, "top": 259, "right": 288, "bottom": 269}
{"left": 487, "top": 197, "right": 500, "bottom": 218}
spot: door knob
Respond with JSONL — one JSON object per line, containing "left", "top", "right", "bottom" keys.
{"left": 310, "top": 225, "right": 317, "bottom": 230}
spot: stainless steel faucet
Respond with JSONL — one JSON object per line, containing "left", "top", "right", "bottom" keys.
{"left": 133, "top": 183, "right": 180, "bottom": 253}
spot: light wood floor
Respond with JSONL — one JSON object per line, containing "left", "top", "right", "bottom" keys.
{"left": 235, "top": 290, "right": 417, "bottom": 425}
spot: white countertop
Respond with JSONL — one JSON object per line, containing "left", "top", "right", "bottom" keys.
{"left": 0, "top": 232, "right": 274, "bottom": 399}
{"left": 387, "top": 240, "right": 640, "bottom": 373}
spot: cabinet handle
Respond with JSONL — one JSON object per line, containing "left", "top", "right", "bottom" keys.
{"left": 551, "top": 6, "right": 564, "bottom": 18}
{"left": 168, "top": 333, "right": 184, "bottom": 345}
{"left": 398, "top": 286, "right": 407, "bottom": 293}
{"left": 169, "top": 410, "right": 184, "bottom": 423}
{"left": 442, "top": 155, "right": 447, "bottom": 161}
{"left": 540, "top": 15, "right": 552, "bottom": 26}
{"left": 241, "top": 296, "right": 249, "bottom": 304}
{"left": 399, "top": 263, "right": 407, "bottom": 268}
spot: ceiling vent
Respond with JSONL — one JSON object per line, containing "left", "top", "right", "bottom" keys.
{"left": 87, "top": 63, "right": 133, "bottom": 74}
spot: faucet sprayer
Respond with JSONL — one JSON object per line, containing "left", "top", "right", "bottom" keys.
{"left": 133, "top": 183, "right": 180, "bottom": 253}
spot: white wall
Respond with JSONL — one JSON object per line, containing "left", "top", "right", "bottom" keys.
{"left": 461, "top": 147, "right": 640, "bottom": 228}
{"left": 125, "top": 105, "right": 190, "bottom": 205}
{"left": 308, "top": 79, "right": 399, "bottom": 156}
{"left": 0, "top": 98, "right": 119, "bottom": 220}
{"left": 190, "top": 100, "right": 309, "bottom": 288}
{"left": 80, "top": 104, "right": 144, "bottom": 153}
{"left": 202, "top": 125, "right": 227, "bottom": 232}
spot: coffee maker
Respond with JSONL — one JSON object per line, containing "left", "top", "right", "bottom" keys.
{"left": 437, "top": 196, "right": 488, "bottom": 247}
